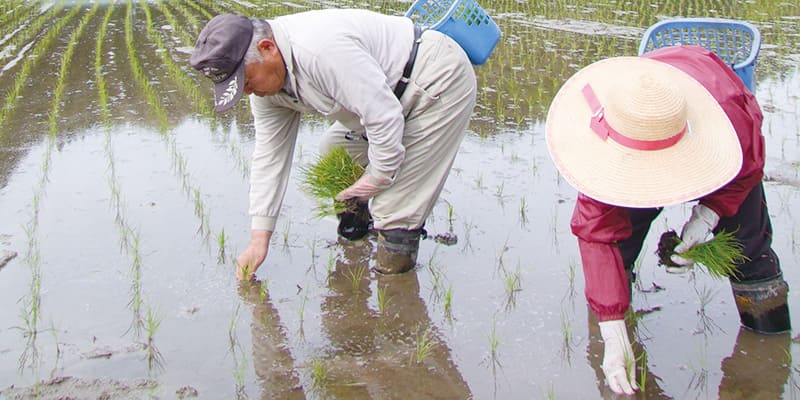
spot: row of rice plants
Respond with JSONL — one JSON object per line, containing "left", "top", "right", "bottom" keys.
{"left": 138, "top": 0, "right": 212, "bottom": 116}
{"left": 184, "top": 0, "right": 214, "bottom": 20}
{"left": 146, "top": 1, "right": 252, "bottom": 182}
{"left": 98, "top": 2, "right": 164, "bottom": 370}
{"left": 0, "top": 0, "right": 66, "bottom": 66}
{"left": 49, "top": 1, "right": 100, "bottom": 130}
{"left": 205, "top": 0, "right": 251, "bottom": 16}
{"left": 124, "top": 0, "right": 168, "bottom": 130}
{"left": 0, "top": 1, "right": 39, "bottom": 42}
{"left": 164, "top": 0, "right": 205, "bottom": 39}
{"left": 125, "top": 0, "right": 218, "bottom": 243}
{"left": 17, "top": 0, "right": 100, "bottom": 376}
{"left": 0, "top": 1, "right": 80, "bottom": 135}
{"left": 151, "top": 0, "right": 194, "bottom": 46}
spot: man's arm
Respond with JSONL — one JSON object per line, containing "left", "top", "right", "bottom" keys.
{"left": 236, "top": 95, "right": 302, "bottom": 280}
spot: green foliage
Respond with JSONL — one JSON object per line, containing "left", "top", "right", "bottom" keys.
{"left": 680, "top": 230, "right": 747, "bottom": 279}
{"left": 300, "top": 146, "right": 364, "bottom": 214}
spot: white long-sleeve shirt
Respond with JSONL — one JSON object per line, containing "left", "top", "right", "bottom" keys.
{"left": 248, "top": 9, "right": 415, "bottom": 231}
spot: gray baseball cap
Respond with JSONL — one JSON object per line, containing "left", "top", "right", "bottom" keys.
{"left": 190, "top": 14, "right": 253, "bottom": 112}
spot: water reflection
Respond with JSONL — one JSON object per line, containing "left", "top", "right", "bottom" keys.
{"left": 586, "top": 309, "right": 671, "bottom": 399}
{"left": 315, "top": 237, "right": 472, "bottom": 399}
{"left": 718, "top": 328, "right": 791, "bottom": 400}
{"left": 238, "top": 281, "right": 306, "bottom": 400}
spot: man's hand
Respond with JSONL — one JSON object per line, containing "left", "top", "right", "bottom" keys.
{"left": 335, "top": 173, "right": 391, "bottom": 203}
{"left": 670, "top": 204, "right": 720, "bottom": 266}
{"left": 599, "top": 320, "right": 639, "bottom": 395}
{"left": 236, "top": 230, "right": 272, "bottom": 280}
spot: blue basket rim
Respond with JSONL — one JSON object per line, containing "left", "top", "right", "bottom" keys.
{"left": 637, "top": 17, "right": 761, "bottom": 68}
{"left": 405, "top": 0, "right": 486, "bottom": 30}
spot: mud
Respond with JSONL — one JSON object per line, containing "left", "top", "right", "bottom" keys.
{"left": 0, "top": 376, "right": 159, "bottom": 400}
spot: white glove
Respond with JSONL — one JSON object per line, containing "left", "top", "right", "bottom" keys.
{"left": 335, "top": 173, "right": 392, "bottom": 203}
{"left": 599, "top": 320, "right": 639, "bottom": 395}
{"left": 670, "top": 204, "right": 720, "bottom": 267}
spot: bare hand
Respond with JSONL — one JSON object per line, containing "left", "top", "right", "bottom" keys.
{"left": 236, "top": 230, "right": 272, "bottom": 281}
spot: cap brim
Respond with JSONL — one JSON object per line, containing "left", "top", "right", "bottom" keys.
{"left": 213, "top": 62, "right": 245, "bottom": 113}
{"left": 545, "top": 57, "right": 742, "bottom": 208}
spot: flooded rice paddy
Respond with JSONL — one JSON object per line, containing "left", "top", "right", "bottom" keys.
{"left": 0, "top": 0, "right": 799, "bottom": 399}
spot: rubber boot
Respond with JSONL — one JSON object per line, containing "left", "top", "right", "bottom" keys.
{"left": 375, "top": 228, "right": 422, "bottom": 274}
{"left": 336, "top": 200, "right": 371, "bottom": 241}
{"left": 731, "top": 274, "right": 791, "bottom": 334}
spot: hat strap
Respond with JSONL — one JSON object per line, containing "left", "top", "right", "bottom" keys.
{"left": 582, "top": 84, "right": 686, "bottom": 151}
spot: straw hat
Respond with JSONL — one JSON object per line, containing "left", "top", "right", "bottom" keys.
{"left": 545, "top": 56, "right": 742, "bottom": 208}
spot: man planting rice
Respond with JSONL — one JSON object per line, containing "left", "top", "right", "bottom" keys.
{"left": 190, "top": 10, "right": 476, "bottom": 279}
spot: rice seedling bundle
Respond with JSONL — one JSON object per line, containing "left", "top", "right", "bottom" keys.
{"left": 657, "top": 230, "right": 747, "bottom": 279}
{"left": 300, "top": 146, "right": 364, "bottom": 215}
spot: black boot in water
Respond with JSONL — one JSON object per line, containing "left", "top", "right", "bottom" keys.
{"left": 375, "top": 228, "right": 423, "bottom": 274}
{"left": 731, "top": 274, "right": 791, "bottom": 334}
{"left": 336, "top": 201, "right": 371, "bottom": 241}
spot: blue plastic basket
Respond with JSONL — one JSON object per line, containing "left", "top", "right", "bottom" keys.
{"left": 405, "top": 0, "right": 501, "bottom": 65}
{"left": 638, "top": 18, "right": 761, "bottom": 90}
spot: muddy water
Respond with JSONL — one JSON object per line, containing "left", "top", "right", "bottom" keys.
{"left": 0, "top": 0, "right": 798, "bottom": 399}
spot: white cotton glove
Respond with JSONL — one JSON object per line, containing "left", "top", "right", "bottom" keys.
{"left": 335, "top": 173, "right": 392, "bottom": 203}
{"left": 599, "top": 320, "right": 639, "bottom": 395}
{"left": 670, "top": 204, "right": 720, "bottom": 267}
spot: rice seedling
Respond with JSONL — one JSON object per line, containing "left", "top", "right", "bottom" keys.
{"left": 217, "top": 228, "right": 227, "bottom": 264}
{"left": 228, "top": 304, "right": 241, "bottom": 352}
{"left": 298, "top": 290, "right": 308, "bottom": 328}
{"left": 443, "top": 285, "right": 453, "bottom": 321}
{"left": 144, "top": 306, "right": 165, "bottom": 372}
{"left": 559, "top": 308, "right": 574, "bottom": 364}
{"left": 657, "top": 230, "right": 746, "bottom": 279}
{"left": 503, "top": 268, "right": 521, "bottom": 311}
{"left": 428, "top": 256, "right": 445, "bottom": 302}
{"left": 495, "top": 181, "right": 505, "bottom": 201}
{"left": 519, "top": 196, "right": 528, "bottom": 225}
{"left": 636, "top": 352, "right": 648, "bottom": 393}
{"left": 483, "top": 317, "right": 502, "bottom": 373}
{"left": 565, "top": 259, "right": 576, "bottom": 302}
{"left": 495, "top": 238, "right": 510, "bottom": 272}
{"left": 259, "top": 280, "right": 269, "bottom": 302}
{"left": 309, "top": 358, "right": 330, "bottom": 391}
{"left": 282, "top": 221, "right": 291, "bottom": 248}
{"left": 345, "top": 264, "right": 367, "bottom": 293}
{"left": 326, "top": 251, "right": 336, "bottom": 277}
{"left": 448, "top": 204, "right": 455, "bottom": 229}
{"left": 306, "top": 235, "right": 318, "bottom": 268}
{"left": 127, "top": 229, "right": 145, "bottom": 339}
{"left": 475, "top": 173, "right": 484, "bottom": 190}
{"left": 693, "top": 283, "right": 722, "bottom": 336}
{"left": 546, "top": 383, "right": 555, "bottom": 400}
{"left": 460, "top": 220, "right": 475, "bottom": 253}
{"left": 376, "top": 284, "right": 392, "bottom": 314}
{"left": 300, "top": 146, "right": 364, "bottom": 216}
{"left": 688, "top": 346, "right": 710, "bottom": 395}
{"left": 410, "top": 326, "right": 435, "bottom": 364}
{"left": 233, "top": 350, "right": 247, "bottom": 400}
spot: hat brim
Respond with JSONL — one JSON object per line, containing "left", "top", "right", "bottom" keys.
{"left": 213, "top": 62, "right": 245, "bottom": 113}
{"left": 545, "top": 57, "right": 742, "bottom": 208}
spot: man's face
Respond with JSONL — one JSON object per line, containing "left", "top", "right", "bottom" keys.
{"left": 244, "top": 38, "right": 286, "bottom": 97}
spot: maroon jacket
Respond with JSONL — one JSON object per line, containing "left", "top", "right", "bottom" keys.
{"left": 570, "top": 46, "right": 765, "bottom": 321}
